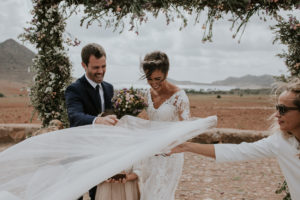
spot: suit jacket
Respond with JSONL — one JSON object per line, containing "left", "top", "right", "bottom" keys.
{"left": 65, "top": 75, "right": 114, "bottom": 127}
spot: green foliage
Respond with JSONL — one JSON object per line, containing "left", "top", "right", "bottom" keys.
{"left": 64, "top": 0, "right": 299, "bottom": 42}
{"left": 19, "top": 1, "right": 72, "bottom": 127}
{"left": 276, "top": 180, "right": 291, "bottom": 200}
{"left": 272, "top": 15, "right": 300, "bottom": 81}
{"left": 0, "top": 93, "right": 4, "bottom": 98}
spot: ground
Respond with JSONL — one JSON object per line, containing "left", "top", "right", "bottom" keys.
{"left": 176, "top": 154, "right": 284, "bottom": 200}
{"left": 0, "top": 81, "right": 286, "bottom": 199}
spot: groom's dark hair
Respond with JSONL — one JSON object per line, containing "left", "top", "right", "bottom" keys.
{"left": 141, "top": 51, "right": 169, "bottom": 79}
{"left": 81, "top": 43, "right": 106, "bottom": 66}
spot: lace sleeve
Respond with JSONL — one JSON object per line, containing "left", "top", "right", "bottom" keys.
{"left": 174, "top": 90, "right": 190, "bottom": 121}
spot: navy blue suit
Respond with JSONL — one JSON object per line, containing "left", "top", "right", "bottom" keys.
{"left": 65, "top": 75, "right": 114, "bottom": 127}
{"left": 65, "top": 76, "right": 114, "bottom": 199}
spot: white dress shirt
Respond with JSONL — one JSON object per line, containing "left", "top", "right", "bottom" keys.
{"left": 215, "top": 131, "right": 300, "bottom": 199}
{"left": 85, "top": 74, "right": 105, "bottom": 124}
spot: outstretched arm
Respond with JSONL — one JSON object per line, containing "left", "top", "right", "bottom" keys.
{"left": 170, "top": 142, "right": 216, "bottom": 159}
{"left": 171, "top": 133, "right": 278, "bottom": 162}
{"left": 175, "top": 91, "right": 191, "bottom": 121}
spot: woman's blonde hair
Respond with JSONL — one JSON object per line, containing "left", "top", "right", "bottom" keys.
{"left": 270, "top": 77, "right": 300, "bottom": 138}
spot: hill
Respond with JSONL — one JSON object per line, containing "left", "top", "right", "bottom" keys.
{"left": 167, "top": 75, "right": 276, "bottom": 89}
{"left": 167, "top": 78, "right": 210, "bottom": 86}
{"left": 211, "top": 74, "right": 275, "bottom": 89}
{"left": 0, "top": 39, "right": 35, "bottom": 83}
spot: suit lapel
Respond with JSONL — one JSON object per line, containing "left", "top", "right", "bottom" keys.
{"left": 101, "top": 82, "right": 111, "bottom": 109}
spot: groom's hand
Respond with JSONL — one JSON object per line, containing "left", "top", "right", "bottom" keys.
{"left": 95, "top": 115, "right": 118, "bottom": 125}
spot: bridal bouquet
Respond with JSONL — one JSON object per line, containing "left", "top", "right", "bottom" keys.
{"left": 112, "top": 87, "right": 147, "bottom": 118}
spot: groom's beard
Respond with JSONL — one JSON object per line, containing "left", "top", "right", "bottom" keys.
{"left": 94, "top": 72, "right": 105, "bottom": 83}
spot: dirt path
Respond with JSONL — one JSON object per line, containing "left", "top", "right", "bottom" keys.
{"left": 176, "top": 153, "right": 285, "bottom": 200}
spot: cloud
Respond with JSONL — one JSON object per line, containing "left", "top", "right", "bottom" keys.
{"left": 0, "top": 0, "right": 32, "bottom": 42}
{"left": 0, "top": 0, "right": 296, "bottom": 83}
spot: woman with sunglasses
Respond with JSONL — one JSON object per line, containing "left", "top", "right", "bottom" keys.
{"left": 170, "top": 78, "right": 300, "bottom": 199}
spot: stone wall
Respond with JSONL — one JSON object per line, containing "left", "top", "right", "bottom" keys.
{"left": 0, "top": 124, "right": 41, "bottom": 143}
{"left": 190, "top": 128, "right": 270, "bottom": 144}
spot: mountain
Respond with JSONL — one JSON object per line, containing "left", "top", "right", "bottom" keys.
{"left": 167, "top": 74, "right": 276, "bottom": 89}
{"left": 167, "top": 78, "right": 209, "bottom": 86}
{"left": 212, "top": 74, "right": 276, "bottom": 88}
{"left": 0, "top": 39, "right": 35, "bottom": 83}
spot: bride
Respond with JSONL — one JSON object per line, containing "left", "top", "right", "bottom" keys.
{"left": 94, "top": 51, "right": 190, "bottom": 200}
{"left": 133, "top": 51, "right": 191, "bottom": 200}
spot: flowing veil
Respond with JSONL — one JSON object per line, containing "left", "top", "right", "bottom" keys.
{"left": 0, "top": 115, "right": 217, "bottom": 200}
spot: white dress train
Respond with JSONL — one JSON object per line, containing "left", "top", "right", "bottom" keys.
{"left": 0, "top": 100, "right": 216, "bottom": 200}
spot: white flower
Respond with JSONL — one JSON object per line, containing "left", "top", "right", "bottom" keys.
{"left": 45, "top": 87, "right": 52, "bottom": 93}
{"left": 50, "top": 72, "right": 56, "bottom": 80}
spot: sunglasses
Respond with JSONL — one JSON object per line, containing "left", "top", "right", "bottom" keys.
{"left": 275, "top": 104, "right": 300, "bottom": 115}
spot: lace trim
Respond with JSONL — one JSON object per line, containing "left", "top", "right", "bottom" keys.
{"left": 147, "top": 89, "right": 190, "bottom": 121}
{"left": 147, "top": 90, "right": 182, "bottom": 109}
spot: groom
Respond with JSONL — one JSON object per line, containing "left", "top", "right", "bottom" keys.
{"left": 65, "top": 43, "right": 118, "bottom": 199}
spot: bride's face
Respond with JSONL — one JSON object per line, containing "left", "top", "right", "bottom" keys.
{"left": 146, "top": 69, "right": 167, "bottom": 92}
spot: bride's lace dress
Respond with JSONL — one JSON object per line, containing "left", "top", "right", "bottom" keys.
{"left": 134, "top": 89, "right": 190, "bottom": 200}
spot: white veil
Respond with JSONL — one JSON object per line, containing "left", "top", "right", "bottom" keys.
{"left": 0, "top": 115, "right": 217, "bottom": 200}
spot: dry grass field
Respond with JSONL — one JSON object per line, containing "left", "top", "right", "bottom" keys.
{"left": 0, "top": 82, "right": 275, "bottom": 130}
{"left": 189, "top": 94, "right": 275, "bottom": 130}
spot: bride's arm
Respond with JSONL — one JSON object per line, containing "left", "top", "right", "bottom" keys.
{"left": 176, "top": 91, "right": 191, "bottom": 121}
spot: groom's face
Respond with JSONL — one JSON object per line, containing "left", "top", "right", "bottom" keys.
{"left": 82, "top": 55, "right": 106, "bottom": 83}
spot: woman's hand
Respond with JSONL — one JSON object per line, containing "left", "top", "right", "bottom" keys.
{"left": 106, "top": 173, "right": 138, "bottom": 183}
{"left": 137, "top": 110, "right": 149, "bottom": 120}
{"left": 167, "top": 142, "right": 189, "bottom": 156}
{"left": 124, "top": 173, "right": 138, "bottom": 182}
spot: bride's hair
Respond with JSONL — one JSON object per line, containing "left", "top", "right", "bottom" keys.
{"left": 269, "top": 77, "right": 300, "bottom": 138}
{"left": 141, "top": 51, "right": 169, "bottom": 79}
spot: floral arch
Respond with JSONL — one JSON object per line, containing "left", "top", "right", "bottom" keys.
{"left": 19, "top": 0, "right": 299, "bottom": 127}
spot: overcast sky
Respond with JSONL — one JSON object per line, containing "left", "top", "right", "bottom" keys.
{"left": 0, "top": 0, "right": 298, "bottom": 84}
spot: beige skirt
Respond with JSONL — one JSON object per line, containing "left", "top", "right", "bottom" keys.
{"left": 95, "top": 180, "right": 140, "bottom": 200}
